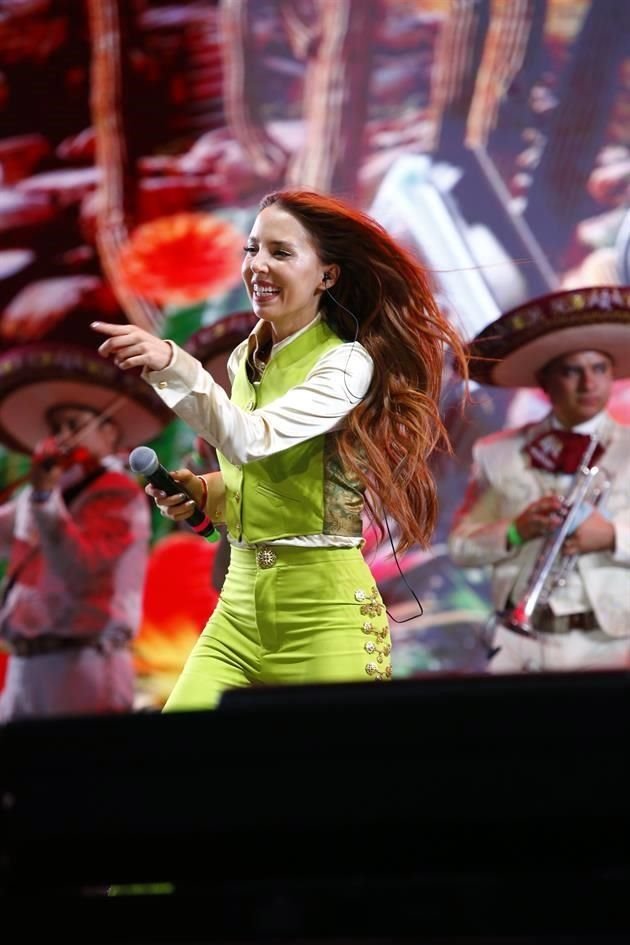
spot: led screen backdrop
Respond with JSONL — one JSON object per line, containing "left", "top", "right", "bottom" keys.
{"left": 1, "top": 0, "right": 629, "bottom": 706}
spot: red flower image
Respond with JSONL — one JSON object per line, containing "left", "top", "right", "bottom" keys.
{"left": 116, "top": 212, "right": 245, "bottom": 305}
{"left": 133, "top": 531, "right": 221, "bottom": 709}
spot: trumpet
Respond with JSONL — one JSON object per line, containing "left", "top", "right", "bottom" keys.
{"left": 0, "top": 445, "right": 96, "bottom": 504}
{"left": 0, "top": 394, "right": 128, "bottom": 505}
{"left": 497, "top": 434, "right": 608, "bottom": 638}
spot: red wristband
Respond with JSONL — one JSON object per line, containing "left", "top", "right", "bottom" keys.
{"left": 196, "top": 475, "right": 208, "bottom": 512}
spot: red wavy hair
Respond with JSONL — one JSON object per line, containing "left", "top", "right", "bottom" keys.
{"left": 259, "top": 190, "right": 469, "bottom": 553}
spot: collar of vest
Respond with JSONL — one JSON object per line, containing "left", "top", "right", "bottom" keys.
{"left": 248, "top": 316, "right": 340, "bottom": 367}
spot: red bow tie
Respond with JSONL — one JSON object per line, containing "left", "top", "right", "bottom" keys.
{"left": 524, "top": 430, "right": 604, "bottom": 475}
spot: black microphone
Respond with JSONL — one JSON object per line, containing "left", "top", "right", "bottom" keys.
{"left": 129, "top": 446, "right": 220, "bottom": 542}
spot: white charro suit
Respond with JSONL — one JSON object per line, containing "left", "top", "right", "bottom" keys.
{"left": 448, "top": 411, "right": 630, "bottom": 671}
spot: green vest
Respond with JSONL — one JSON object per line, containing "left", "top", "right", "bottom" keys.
{"left": 218, "top": 320, "right": 365, "bottom": 543}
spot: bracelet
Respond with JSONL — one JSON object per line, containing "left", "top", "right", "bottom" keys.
{"left": 506, "top": 522, "right": 523, "bottom": 548}
{"left": 31, "top": 489, "right": 53, "bottom": 504}
{"left": 196, "top": 475, "right": 208, "bottom": 512}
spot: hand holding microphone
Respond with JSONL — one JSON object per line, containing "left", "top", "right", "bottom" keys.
{"left": 129, "top": 446, "right": 220, "bottom": 542}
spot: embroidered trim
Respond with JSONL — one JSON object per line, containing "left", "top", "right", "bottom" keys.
{"left": 355, "top": 586, "right": 392, "bottom": 680}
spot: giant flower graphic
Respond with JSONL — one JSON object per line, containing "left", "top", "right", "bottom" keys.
{"left": 117, "top": 211, "right": 245, "bottom": 306}
{"left": 133, "top": 531, "right": 221, "bottom": 709}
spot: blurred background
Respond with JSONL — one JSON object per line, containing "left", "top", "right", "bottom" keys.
{"left": 1, "top": 0, "right": 629, "bottom": 708}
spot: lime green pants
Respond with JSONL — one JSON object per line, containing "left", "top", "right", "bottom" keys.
{"left": 163, "top": 544, "right": 392, "bottom": 711}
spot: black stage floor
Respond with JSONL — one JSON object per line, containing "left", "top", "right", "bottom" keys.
{"left": 1, "top": 669, "right": 628, "bottom": 944}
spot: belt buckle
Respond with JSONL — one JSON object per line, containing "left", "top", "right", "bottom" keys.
{"left": 554, "top": 616, "right": 571, "bottom": 634}
{"left": 255, "top": 546, "right": 277, "bottom": 569}
{"left": 536, "top": 605, "right": 569, "bottom": 634}
{"left": 10, "top": 638, "right": 27, "bottom": 657}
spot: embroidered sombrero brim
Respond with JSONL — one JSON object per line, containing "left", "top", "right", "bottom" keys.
{"left": 0, "top": 343, "right": 173, "bottom": 455}
{"left": 184, "top": 310, "right": 256, "bottom": 390}
{"left": 184, "top": 310, "right": 256, "bottom": 362}
{"left": 466, "top": 285, "right": 630, "bottom": 387}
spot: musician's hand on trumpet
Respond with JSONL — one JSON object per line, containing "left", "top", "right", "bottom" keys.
{"left": 30, "top": 436, "right": 66, "bottom": 494}
{"left": 562, "top": 508, "right": 615, "bottom": 556}
{"left": 512, "top": 494, "right": 567, "bottom": 543}
{"left": 0, "top": 405, "right": 118, "bottom": 505}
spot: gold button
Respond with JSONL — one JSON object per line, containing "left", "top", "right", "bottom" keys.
{"left": 234, "top": 492, "right": 241, "bottom": 502}
{"left": 158, "top": 381, "right": 168, "bottom": 389}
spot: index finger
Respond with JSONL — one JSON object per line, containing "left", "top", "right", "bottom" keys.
{"left": 91, "top": 321, "right": 133, "bottom": 337}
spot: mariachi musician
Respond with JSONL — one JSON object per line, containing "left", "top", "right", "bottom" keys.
{"left": 448, "top": 286, "right": 630, "bottom": 673}
{"left": 0, "top": 341, "right": 170, "bottom": 722}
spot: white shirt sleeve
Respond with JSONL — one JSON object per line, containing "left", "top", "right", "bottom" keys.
{"left": 144, "top": 340, "right": 373, "bottom": 466}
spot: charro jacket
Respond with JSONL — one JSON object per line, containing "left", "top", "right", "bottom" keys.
{"left": 448, "top": 412, "right": 630, "bottom": 637}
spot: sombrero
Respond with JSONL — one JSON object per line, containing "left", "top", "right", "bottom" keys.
{"left": 466, "top": 285, "right": 630, "bottom": 387}
{"left": 0, "top": 342, "right": 173, "bottom": 455}
{"left": 184, "top": 310, "right": 256, "bottom": 392}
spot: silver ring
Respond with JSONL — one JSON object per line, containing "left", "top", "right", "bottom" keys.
{"left": 158, "top": 506, "right": 169, "bottom": 517}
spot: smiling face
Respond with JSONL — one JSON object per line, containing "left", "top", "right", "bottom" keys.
{"left": 538, "top": 350, "right": 614, "bottom": 427}
{"left": 241, "top": 204, "right": 333, "bottom": 342}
